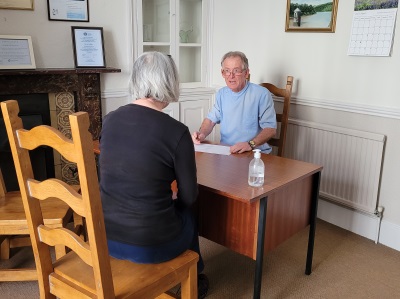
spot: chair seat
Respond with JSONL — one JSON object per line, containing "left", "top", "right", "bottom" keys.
{"left": 0, "top": 191, "right": 72, "bottom": 234}
{"left": 51, "top": 249, "right": 199, "bottom": 298}
{"left": 0, "top": 186, "right": 81, "bottom": 234}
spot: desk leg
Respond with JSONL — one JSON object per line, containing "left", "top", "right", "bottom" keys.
{"left": 253, "top": 196, "right": 268, "bottom": 299}
{"left": 305, "top": 171, "right": 321, "bottom": 275}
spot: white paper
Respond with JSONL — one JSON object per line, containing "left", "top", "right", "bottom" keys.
{"left": 348, "top": 8, "right": 397, "bottom": 57}
{"left": 0, "top": 38, "right": 31, "bottom": 65}
{"left": 194, "top": 144, "right": 231, "bottom": 155}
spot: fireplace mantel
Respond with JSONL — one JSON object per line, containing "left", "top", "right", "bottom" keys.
{"left": 0, "top": 67, "right": 121, "bottom": 139}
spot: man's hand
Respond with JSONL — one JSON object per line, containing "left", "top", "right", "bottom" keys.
{"left": 230, "top": 141, "right": 252, "bottom": 154}
{"left": 192, "top": 131, "right": 206, "bottom": 144}
{"left": 192, "top": 119, "right": 215, "bottom": 144}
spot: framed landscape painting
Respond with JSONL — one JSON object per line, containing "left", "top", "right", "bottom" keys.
{"left": 285, "top": 0, "right": 339, "bottom": 32}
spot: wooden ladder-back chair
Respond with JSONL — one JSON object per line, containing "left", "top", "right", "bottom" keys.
{"left": 1, "top": 100, "right": 199, "bottom": 299}
{"left": 0, "top": 164, "right": 73, "bottom": 282}
{"left": 260, "top": 76, "right": 293, "bottom": 157}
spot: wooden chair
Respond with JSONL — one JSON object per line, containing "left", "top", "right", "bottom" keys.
{"left": 1, "top": 100, "right": 199, "bottom": 298}
{"left": 260, "top": 76, "right": 293, "bottom": 157}
{"left": 0, "top": 168, "right": 73, "bottom": 282}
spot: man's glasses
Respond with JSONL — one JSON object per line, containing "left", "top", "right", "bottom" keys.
{"left": 222, "top": 68, "right": 245, "bottom": 77}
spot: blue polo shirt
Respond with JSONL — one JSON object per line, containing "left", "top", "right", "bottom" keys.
{"left": 207, "top": 82, "right": 276, "bottom": 153}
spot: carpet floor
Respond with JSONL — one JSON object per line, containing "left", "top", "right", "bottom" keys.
{"left": 1, "top": 219, "right": 400, "bottom": 298}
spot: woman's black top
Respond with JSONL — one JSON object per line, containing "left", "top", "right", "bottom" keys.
{"left": 99, "top": 104, "right": 198, "bottom": 246}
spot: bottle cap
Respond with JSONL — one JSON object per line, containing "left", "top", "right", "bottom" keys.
{"left": 253, "top": 149, "right": 261, "bottom": 158}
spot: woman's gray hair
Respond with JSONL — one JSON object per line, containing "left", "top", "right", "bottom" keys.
{"left": 129, "top": 52, "right": 180, "bottom": 103}
{"left": 220, "top": 51, "right": 249, "bottom": 70}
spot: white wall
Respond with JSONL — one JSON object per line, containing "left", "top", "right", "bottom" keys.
{"left": 212, "top": 1, "right": 400, "bottom": 109}
{"left": 0, "top": 0, "right": 131, "bottom": 91}
{"left": 2, "top": 1, "right": 400, "bottom": 249}
{"left": 210, "top": 0, "right": 400, "bottom": 249}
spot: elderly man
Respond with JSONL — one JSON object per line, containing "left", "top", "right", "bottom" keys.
{"left": 192, "top": 51, "right": 276, "bottom": 154}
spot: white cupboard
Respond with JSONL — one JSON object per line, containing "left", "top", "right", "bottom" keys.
{"left": 134, "top": 0, "right": 217, "bottom": 141}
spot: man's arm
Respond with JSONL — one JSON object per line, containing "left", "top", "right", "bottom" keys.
{"left": 192, "top": 118, "right": 216, "bottom": 144}
{"left": 230, "top": 127, "right": 277, "bottom": 154}
{"left": 252, "top": 127, "right": 277, "bottom": 147}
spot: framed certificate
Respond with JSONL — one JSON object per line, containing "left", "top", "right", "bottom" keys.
{"left": 71, "top": 26, "right": 106, "bottom": 68}
{"left": 48, "top": 0, "right": 89, "bottom": 22}
{"left": 0, "top": 0, "right": 33, "bottom": 10}
{"left": 0, "top": 35, "right": 36, "bottom": 69}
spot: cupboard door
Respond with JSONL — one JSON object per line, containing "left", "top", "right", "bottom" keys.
{"left": 179, "top": 99, "right": 209, "bottom": 135}
{"left": 163, "top": 102, "right": 179, "bottom": 121}
{"left": 178, "top": 0, "right": 202, "bottom": 84}
{"left": 137, "top": 0, "right": 210, "bottom": 87}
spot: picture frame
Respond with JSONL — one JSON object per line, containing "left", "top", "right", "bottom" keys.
{"left": 285, "top": 0, "right": 339, "bottom": 32}
{"left": 0, "top": 0, "right": 33, "bottom": 10}
{"left": 0, "top": 35, "right": 36, "bottom": 70}
{"left": 71, "top": 26, "right": 106, "bottom": 68}
{"left": 47, "top": 0, "right": 89, "bottom": 22}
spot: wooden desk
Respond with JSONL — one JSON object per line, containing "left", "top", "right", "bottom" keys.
{"left": 92, "top": 141, "right": 322, "bottom": 298}
{"left": 195, "top": 151, "right": 322, "bottom": 299}
{"left": 93, "top": 139, "right": 100, "bottom": 155}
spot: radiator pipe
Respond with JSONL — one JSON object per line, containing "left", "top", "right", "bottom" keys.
{"left": 374, "top": 206, "right": 384, "bottom": 244}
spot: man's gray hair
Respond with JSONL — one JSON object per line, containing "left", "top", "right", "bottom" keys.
{"left": 221, "top": 51, "right": 249, "bottom": 70}
{"left": 129, "top": 52, "right": 180, "bottom": 103}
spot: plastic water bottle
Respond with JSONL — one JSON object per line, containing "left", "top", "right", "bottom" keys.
{"left": 248, "top": 149, "right": 264, "bottom": 187}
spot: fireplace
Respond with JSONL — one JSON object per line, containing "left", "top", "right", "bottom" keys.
{"left": 0, "top": 67, "right": 121, "bottom": 188}
{"left": 0, "top": 94, "right": 54, "bottom": 191}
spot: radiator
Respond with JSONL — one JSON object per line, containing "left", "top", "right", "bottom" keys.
{"left": 284, "top": 119, "right": 386, "bottom": 214}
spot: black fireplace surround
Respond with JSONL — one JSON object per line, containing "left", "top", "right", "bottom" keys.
{"left": 0, "top": 94, "right": 54, "bottom": 191}
{"left": 0, "top": 67, "right": 120, "bottom": 190}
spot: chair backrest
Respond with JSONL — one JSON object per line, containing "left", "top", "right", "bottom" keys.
{"left": 1, "top": 100, "right": 114, "bottom": 298}
{"left": 260, "top": 76, "right": 293, "bottom": 157}
{"left": 0, "top": 168, "right": 6, "bottom": 196}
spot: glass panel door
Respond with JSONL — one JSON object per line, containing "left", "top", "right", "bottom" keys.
{"left": 143, "top": 0, "right": 170, "bottom": 43}
{"left": 178, "top": 0, "right": 202, "bottom": 83}
{"left": 179, "top": 0, "right": 201, "bottom": 44}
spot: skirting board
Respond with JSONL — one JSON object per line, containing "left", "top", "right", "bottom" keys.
{"left": 318, "top": 198, "right": 400, "bottom": 252}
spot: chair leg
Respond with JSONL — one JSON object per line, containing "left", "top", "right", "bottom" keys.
{"left": 0, "top": 269, "right": 38, "bottom": 281}
{"left": 1, "top": 236, "right": 10, "bottom": 260}
{"left": 155, "top": 291, "right": 178, "bottom": 299}
{"left": 54, "top": 244, "right": 67, "bottom": 260}
{"left": 0, "top": 236, "right": 38, "bottom": 282}
{"left": 73, "top": 212, "right": 87, "bottom": 241}
{"left": 9, "top": 236, "right": 32, "bottom": 248}
{"left": 2, "top": 235, "right": 33, "bottom": 260}
{"left": 180, "top": 264, "right": 198, "bottom": 299}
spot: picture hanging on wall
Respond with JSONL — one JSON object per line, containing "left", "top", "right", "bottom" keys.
{"left": 48, "top": 0, "right": 89, "bottom": 22}
{"left": 285, "top": 0, "right": 339, "bottom": 32}
{"left": 71, "top": 26, "right": 106, "bottom": 68}
{"left": 0, "top": 35, "right": 36, "bottom": 69}
{"left": 0, "top": 0, "right": 33, "bottom": 10}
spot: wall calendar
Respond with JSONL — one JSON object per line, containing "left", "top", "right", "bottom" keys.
{"left": 348, "top": 3, "right": 398, "bottom": 57}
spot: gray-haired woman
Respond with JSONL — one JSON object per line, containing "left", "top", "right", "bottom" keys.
{"left": 99, "top": 52, "right": 208, "bottom": 298}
